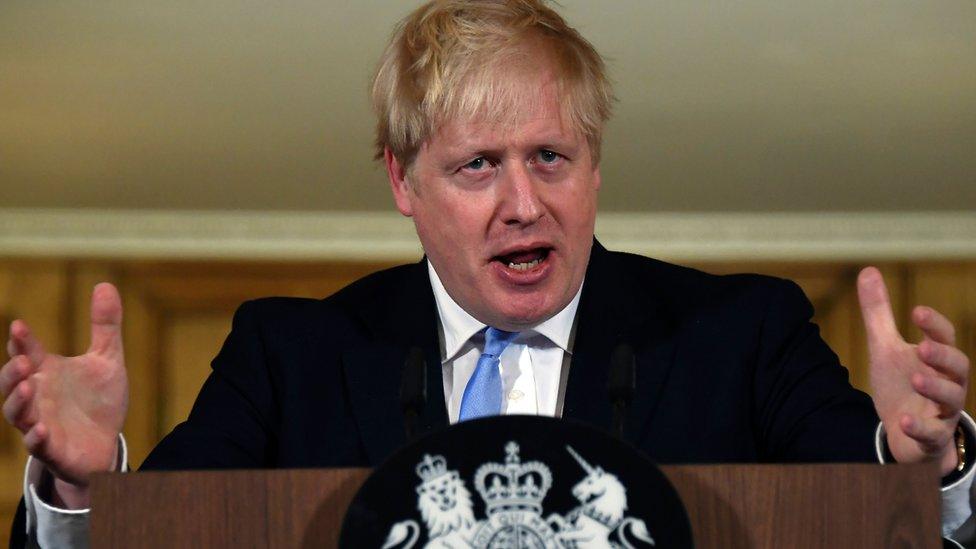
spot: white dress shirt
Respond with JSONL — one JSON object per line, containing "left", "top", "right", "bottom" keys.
{"left": 427, "top": 262, "right": 581, "bottom": 423}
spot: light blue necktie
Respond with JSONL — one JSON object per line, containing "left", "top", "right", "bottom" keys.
{"left": 458, "top": 327, "right": 518, "bottom": 421}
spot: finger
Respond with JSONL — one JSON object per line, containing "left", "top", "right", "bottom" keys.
{"left": 89, "top": 283, "right": 123, "bottom": 356}
{"left": 911, "top": 373, "right": 967, "bottom": 416}
{"left": 912, "top": 306, "right": 957, "bottom": 347}
{"left": 857, "top": 267, "right": 901, "bottom": 346}
{"left": 917, "top": 340, "right": 970, "bottom": 385}
{"left": 8, "top": 320, "right": 46, "bottom": 365}
{"left": 0, "top": 355, "right": 34, "bottom": 399}
{"left": 900, "top": 414, "right": 954, "bottom": 452}
{"left": 2, "top": 380, "right": 36, "bottom": 432}
{"left": 23, "top": 422, "right": 50, "bottom": 460}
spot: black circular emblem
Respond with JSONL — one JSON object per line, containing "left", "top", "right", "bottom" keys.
{"left": 340, "top": 415, "right": 693, "bottom": 548}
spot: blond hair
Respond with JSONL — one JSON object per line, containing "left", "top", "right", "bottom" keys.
{"left": 371, "top": 0, "right": 614, "bottom": 166}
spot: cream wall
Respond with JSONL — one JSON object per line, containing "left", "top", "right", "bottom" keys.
{"left": 1, "top": 0, "right": 974, "bottom": 213}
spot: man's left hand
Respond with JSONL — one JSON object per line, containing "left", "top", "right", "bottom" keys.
{"left": 858, "top": 266, "right": 971, "bottom": 476}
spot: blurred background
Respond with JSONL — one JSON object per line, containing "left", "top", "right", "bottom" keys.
{"left": 1, "top": 0, "right": 974, "bottom": 539}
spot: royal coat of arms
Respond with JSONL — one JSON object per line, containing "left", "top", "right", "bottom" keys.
{"left": 382, "top": 441, "right": 656, "bottom": 549}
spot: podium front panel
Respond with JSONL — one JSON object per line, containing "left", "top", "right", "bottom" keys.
{"left": 90, "top": 463, "right": 940, "bottom": 548}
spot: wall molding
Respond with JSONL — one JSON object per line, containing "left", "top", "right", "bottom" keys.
{"left": 1, "top": 208, "right": 974, "bottom": 262}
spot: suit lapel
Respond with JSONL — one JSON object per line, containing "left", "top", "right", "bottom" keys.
{"left": 563, "top": 241, "right": 678, "bottom": 444}
{"left": 340, "top": 259, "right": 449, "bottom": 465}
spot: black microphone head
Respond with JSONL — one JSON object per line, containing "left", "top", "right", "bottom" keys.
{"left": 608, "top": 343, "right": 636, "bottom": 403}
{"left": 400, "top": 346, "right": 427, "bottom": 411}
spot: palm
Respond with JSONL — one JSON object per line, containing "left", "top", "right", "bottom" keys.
{"left": 869, "top": 336, "right": 946, "bottom": 460}
{"left": 32, "top": 351, "right": 128, "bottom": 485}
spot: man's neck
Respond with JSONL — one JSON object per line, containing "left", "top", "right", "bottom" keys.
{"left": 425, "top": 260, "right": 583, "bottom": 362}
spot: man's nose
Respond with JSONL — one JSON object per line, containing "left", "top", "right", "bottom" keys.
{"left": 500, "top": 163, "right": 545, "bottom": 226}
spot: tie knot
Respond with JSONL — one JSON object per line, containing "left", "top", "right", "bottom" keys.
{"left": 483, "top": 327, "right": 518, "bottom": 358}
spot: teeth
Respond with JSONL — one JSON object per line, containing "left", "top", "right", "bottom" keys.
{"left": 508, "top": 258, "right": 542, "bottom": 271}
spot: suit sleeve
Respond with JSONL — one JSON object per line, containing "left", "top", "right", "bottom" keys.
{"left": 751, "top": 278, "right": 879, "bottom": 462}
{"left": 141, "top": 300, "right": 280, "bottom": 470}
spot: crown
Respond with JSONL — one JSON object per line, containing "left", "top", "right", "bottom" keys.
{"left": 474, "top": 442, "right": 552, "bottom": 515}
{"left": 415, "top": 454, "right": 449, "bottom": 483}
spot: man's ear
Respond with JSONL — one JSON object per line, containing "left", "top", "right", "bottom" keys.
{"left": 385, "top": 147, "right": 414, "bottom": 217}
{"left": 592, "top": 167, "right": 602, "bottom": 191}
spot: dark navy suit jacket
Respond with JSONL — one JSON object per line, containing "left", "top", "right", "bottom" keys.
{"left": 10, "top": 242, "right": 881, "bottom": 546}
{"left": 142, "top": 241, "right": 879, "bottom": 469}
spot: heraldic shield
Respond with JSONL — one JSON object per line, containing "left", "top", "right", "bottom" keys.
{"left": 340, "top": 415, "right": 693, "bottom": 548}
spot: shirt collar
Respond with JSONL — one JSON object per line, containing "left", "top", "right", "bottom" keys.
{"left": 427, "top": 261, "right": 583, "bottom": 363}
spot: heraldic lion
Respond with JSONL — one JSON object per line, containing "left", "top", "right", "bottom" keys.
{"left": 383, "top": 455, "right": 479, "bottom": 549}
{"left": 417, "top": 469, "right": 477, "bottom": 540}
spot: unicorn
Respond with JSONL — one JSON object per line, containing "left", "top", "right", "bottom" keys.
{"left": 548, "top": 446, "right": 656, "bottom": 548}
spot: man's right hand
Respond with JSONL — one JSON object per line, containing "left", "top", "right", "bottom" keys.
{"left": 0, "top": 282, "right": 129, "bottom": 507}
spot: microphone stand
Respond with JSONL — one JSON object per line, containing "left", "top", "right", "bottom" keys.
{"left": 399, "top": 347, "right": 427, "bottom": 442}
{"left": 607, "top": 343, "right": 636, "bottom": 440}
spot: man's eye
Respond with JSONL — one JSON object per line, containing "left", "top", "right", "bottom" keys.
{"left": 464, "top": 157, "right": 488, "bottom": 171}
{"left": 538, "top": 150, "right": 560, "bottom": 164}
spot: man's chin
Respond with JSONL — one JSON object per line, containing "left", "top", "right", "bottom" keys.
{"left": 480, "top": 294, "right": 562, "bottom": 331}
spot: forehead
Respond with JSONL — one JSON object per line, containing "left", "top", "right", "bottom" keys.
{"left": 425, "top": 81, "right": 582, "bottom": 155}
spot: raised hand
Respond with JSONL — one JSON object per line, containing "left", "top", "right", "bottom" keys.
{"left": 0, "top": 283, "right": 129, "bottom": 498}
{"left": 858, "top": 267, "right": 970, "bottom": 475}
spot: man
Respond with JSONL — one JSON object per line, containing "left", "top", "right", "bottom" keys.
{"left": 3, "top": 0, "right": 973, "bottom": 546}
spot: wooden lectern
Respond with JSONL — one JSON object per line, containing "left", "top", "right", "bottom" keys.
{"left": 90, "top": 463, "right": 941, "bottom": 548}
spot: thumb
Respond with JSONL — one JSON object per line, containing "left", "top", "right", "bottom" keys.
{"left": 89, "top": 283, "right": 123, "bottom": 356}
{"left": 857, "top": 267, "right": 900, "bottom": 347}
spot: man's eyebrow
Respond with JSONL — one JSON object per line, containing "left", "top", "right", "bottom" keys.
{"left": 451, "top": 133, "right": 578, "bottom": 152}
{"left": 439, "top": 144, "right": 499, "bottom": 161}
{"left": 536, "top": 137, "right": 579, "bottom": 149}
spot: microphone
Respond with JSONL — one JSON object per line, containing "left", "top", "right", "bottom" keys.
{"left": 400, "top": 347, "right": 427, "bottom": 441}
{"left": 607, "top": 343, "right": 636, "bottom": 440}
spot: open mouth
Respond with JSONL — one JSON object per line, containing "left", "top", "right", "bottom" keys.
{"left": 493, "top": 247, "right": 551, "bottom": 272}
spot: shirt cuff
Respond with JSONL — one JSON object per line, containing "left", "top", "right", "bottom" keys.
{"left": 23, "top": 435, "right": 128, "bottom": 548}
{"left": 874, "top": 412, "right": 976, "bottom": 537}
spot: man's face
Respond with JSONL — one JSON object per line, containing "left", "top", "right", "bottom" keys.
{"left": 386, "top": 82, "right": 600, "bottom": 331}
